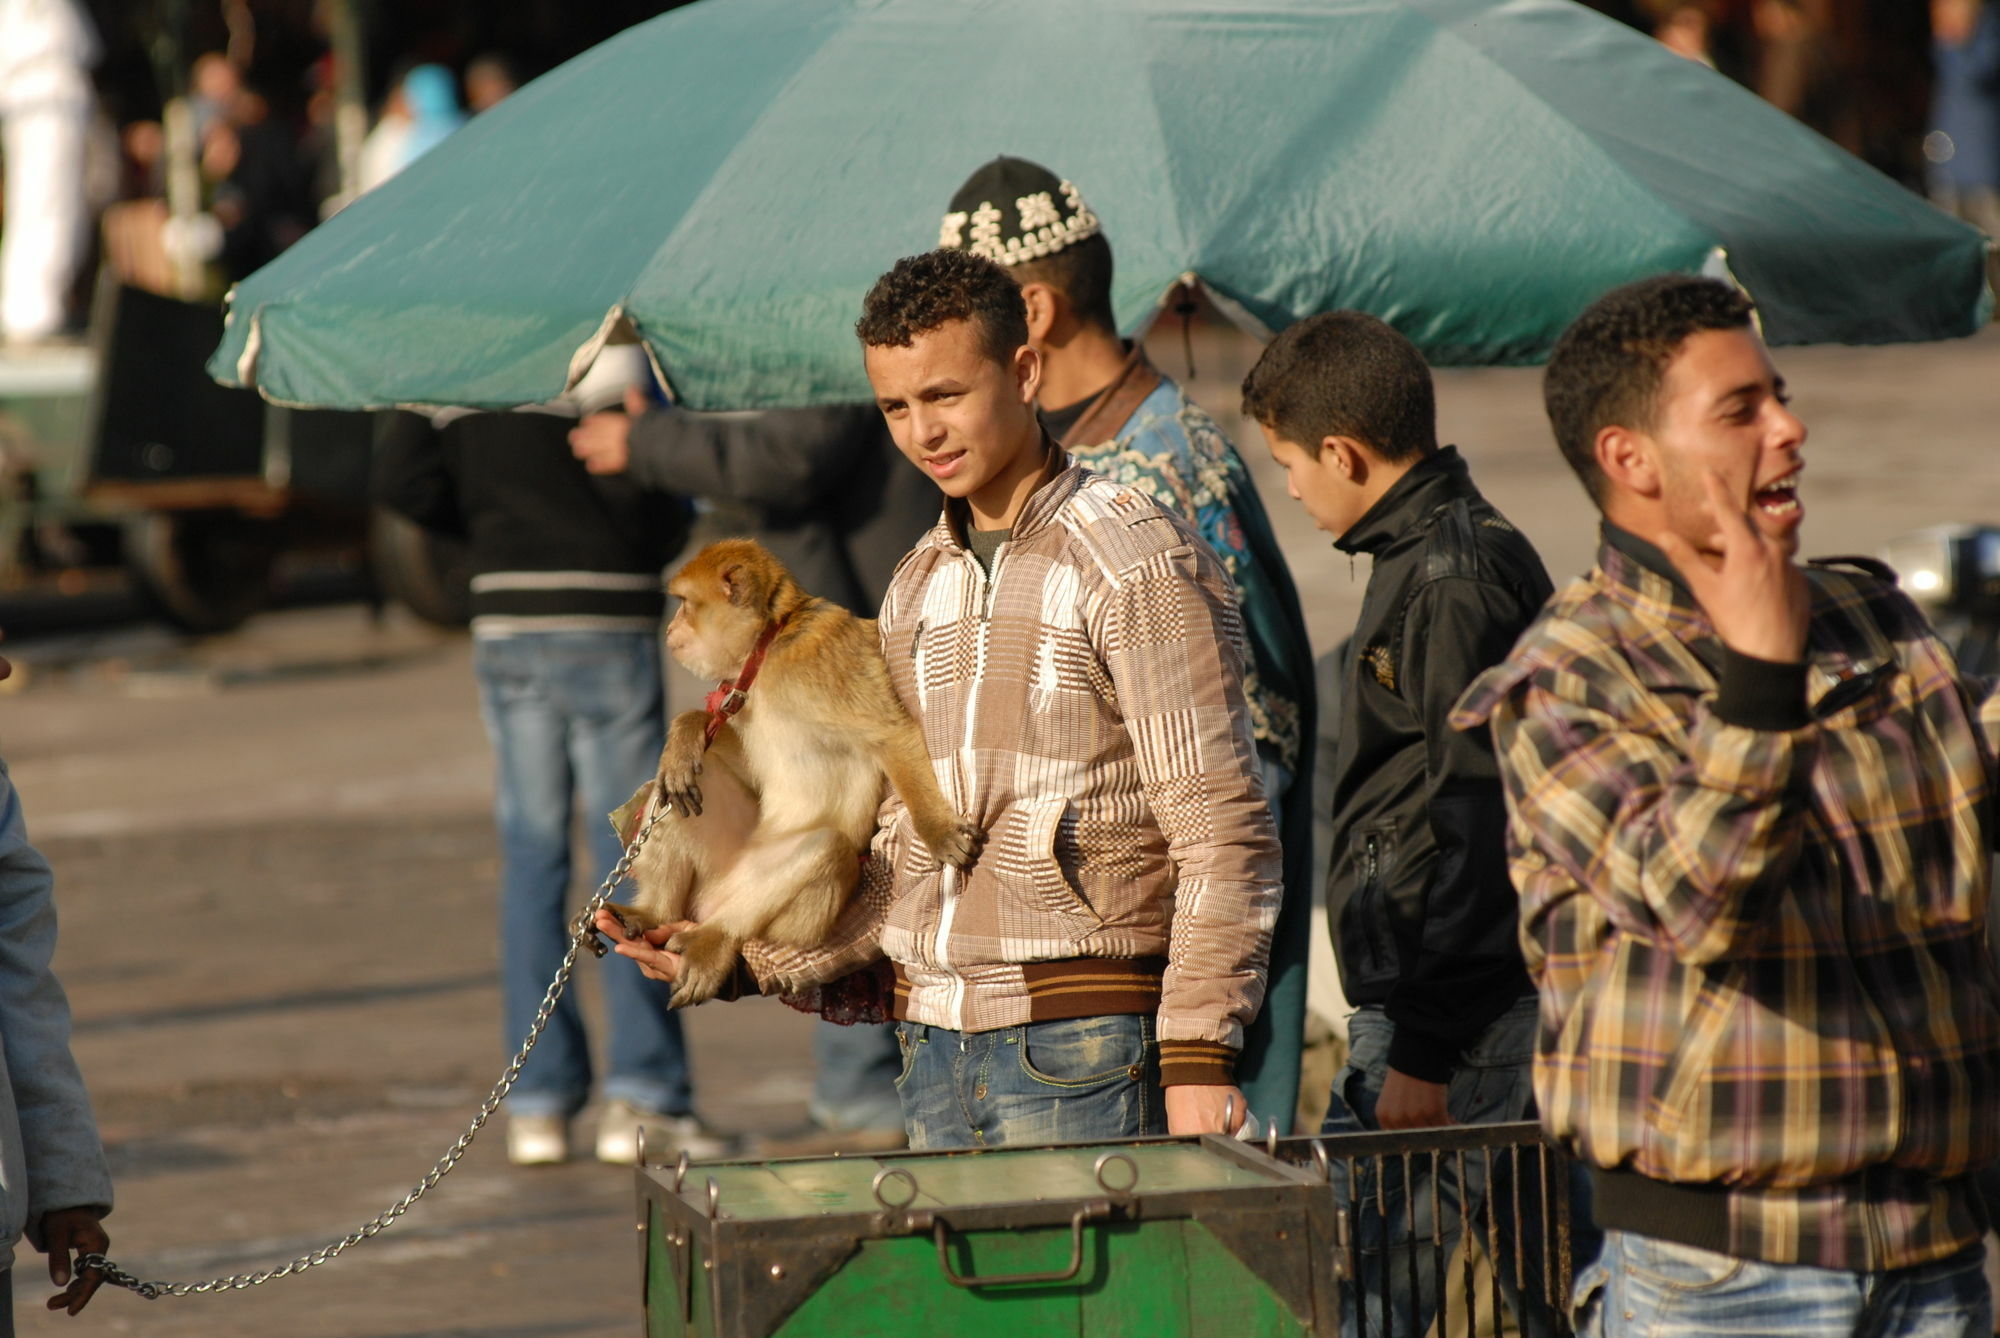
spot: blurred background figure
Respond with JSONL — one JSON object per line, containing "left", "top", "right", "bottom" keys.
{"left": 375, "top": 345, "right": 723, "bottom": 1168}
{"left": 1927, "top": 0, "right": 2000, "bottom": 237}
{"left": 0, "top": 0, "right": 99, "bottom": 346}
{"left": 200, "top": 65, "right": 313, "bottom": 283}
{"left": 1753, "top": 0, "right": 1840, "bottom": 137}
{"left": 358, "top": 63, "right": 463, "bottom": 194}
{"left": 186, "top": 50, "right": 241, "bottom": 146}
{"left": 464, "top": 52, "right": 520, "bottom": 115}
{"left": 1655, "top": 3, "right": 1718, "bottom": 64}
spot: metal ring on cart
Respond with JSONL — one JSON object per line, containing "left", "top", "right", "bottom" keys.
{"left": 871, "top": 1166, "right": 921, "bottom": 1211}
{"left": 1223, "top": 1092, "right": 1239, "bottom": 1133}
{"left": 672, "top": 1150, "right": 691, "bottom": 1193}
{"left": 1310, "top": 1139, "right": 1332, "bottom": 1184}
{"left": 1092, "top": 1151, "right": 1140, "bottom": 1196}
{"left": 706, "top": 1176, "right": 722, "bottom": 1220}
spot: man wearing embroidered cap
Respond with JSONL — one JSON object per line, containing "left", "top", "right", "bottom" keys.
{"left": 940, "top": 158, "right": 1316, "bottom": 1122}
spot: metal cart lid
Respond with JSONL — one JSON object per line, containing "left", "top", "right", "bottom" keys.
{"left": 671, "top": 1140, "right": 1288, "bottom": 1222}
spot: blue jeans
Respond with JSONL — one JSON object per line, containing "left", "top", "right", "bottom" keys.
{"left": 1322, "top": 997, "right": 1592, "bottom": 1338}
{"left": 896, "top": 1015, "right": 1166, "bottom": 1150}
{"left": 812, "top": 1020, "right": 905, "bottom": 1133}
{"left": 1574, "top": 1231, "right": 1992, "bottom": 1338}
{"left": 474, "top": 631, "right": 692, "bottom": 1118}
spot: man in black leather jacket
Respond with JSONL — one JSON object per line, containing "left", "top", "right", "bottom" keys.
{"left": 1244, "top": 311, "right": 1567, "bottom": 1338}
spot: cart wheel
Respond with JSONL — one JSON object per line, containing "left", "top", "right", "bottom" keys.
{"left": 369, "top": 507, "right": 472, "bottom": 628}
{"left": 123, "top": 509, "right": 281, "bottom": 635}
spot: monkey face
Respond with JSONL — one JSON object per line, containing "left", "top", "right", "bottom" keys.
{"left": 665, "top": 591, "right": 761, "bottom": 680}
{"left": 866, "top": 318, "right": 1046, "bottom": 524}
{"left": 665, "top": 540, "right": 788, "bottom": 680}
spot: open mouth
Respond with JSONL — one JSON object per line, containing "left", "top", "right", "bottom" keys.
{"left": 1753, "top": 471, "right": 1802, "bottom": 517}
{"left": 924, "top": 450, "right": 967, "bottom": 478}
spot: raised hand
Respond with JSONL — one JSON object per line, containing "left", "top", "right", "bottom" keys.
{"left": 1657, "top": 470, "right": 1808, "bottom": 664}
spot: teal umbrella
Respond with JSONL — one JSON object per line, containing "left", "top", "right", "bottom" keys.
{"left": 209, "top": 0, "right": 1989, "bottom": 412}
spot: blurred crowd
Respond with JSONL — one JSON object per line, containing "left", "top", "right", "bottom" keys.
{"left": 1593, "top": 0, "right": 1999, "bottom": 221}
{"left": 0, "top": 0, "right": 619, "bottom": 348}
{"left": 2, "top": 0, "right": 1999, "bottom": 350}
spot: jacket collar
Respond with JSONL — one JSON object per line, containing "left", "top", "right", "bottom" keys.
{"left": 1058, "top": 343, "right": 1165, "bottom": 449}
{"left": 1597, "top": 520, "right": 1713, "bottom": 638}
{"left": 1333, "top": 445, "right": 1474, "bottom": 556}
{"left": 938, "top": 438, "right": 1079, "bottom": 551}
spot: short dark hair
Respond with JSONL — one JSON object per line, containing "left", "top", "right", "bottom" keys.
{"left": 1239, "top": 311, "right": 1436, "bottom": 463}
{"left": 1012, "top": 233, "right": 1117, "bottom": 333}
{"left": 855, "top": 249, "right": 1028, "bottom": 364}
{"left": 1543, "top": 275, "right": 1756, "bottom": 503}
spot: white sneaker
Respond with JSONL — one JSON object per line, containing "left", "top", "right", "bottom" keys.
{"left": 595, "top": 1099, "right": 733, "bottom": 1164}
{"left": 507, "top": 1112, "right": 569, "bottom": 1166}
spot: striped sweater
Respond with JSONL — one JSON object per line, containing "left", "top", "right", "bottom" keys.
{"left": 746, "top": 462, "right": 1282, "bottom": 1085}
{"left": 371, "top": 408, "right": 689, "bottom": 635}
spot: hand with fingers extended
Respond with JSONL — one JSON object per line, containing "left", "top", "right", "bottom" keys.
{"left": 593, "top": 910, "right": 693, "bottom": 985}
{"left": 1657, "top": 470, "right": 1809, "bottom": 664}
{"left": 41, "top": 1207, "right": 108, "bottom": 1316}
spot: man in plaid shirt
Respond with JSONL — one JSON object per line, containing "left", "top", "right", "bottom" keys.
{"left": 1456, "top": 275, "right": 2000, "bottom": 1335}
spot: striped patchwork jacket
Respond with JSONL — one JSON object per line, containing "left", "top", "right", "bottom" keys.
{"left": 1454, "top": 525, "right": 2000, "bottom": 1272}
{"left": 746, "top": 461, "right": 1282, "bottom": 1086}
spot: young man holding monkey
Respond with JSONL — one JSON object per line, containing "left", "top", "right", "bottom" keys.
{"left": 939, "top": 159, "right": 1317, "bottom": 1123}
{"left": 603, "top": 248, "right": 1281, "bottom": 1144}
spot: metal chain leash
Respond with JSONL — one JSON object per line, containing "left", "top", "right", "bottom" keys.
{"left": 77, "top": 803, "right": 671, "bottom": 1301}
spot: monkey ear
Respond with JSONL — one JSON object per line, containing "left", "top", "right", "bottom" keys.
{"left": 720, "top": 563, "right": 747, "bottom": 605}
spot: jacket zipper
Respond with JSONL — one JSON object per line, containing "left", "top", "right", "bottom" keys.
{"left": 1362, "top": 833, "right": 1385, "bottom": 970}
{"left": 931, "top": 546, "right": 992, "bottom": 1001}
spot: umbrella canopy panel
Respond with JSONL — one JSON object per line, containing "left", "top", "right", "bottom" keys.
{"left": 211, "top": 0, "right": 1990, "bottom": 411}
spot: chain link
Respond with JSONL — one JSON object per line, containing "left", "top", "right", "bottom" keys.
{"left": 80, "top": 804, "right": 670, "bottom": 1300}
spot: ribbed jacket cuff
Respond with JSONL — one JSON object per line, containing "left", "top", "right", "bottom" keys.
{"left": 1713, "top": 647, "right": 1810, "bottom": 731}
{"left": 1158, "top": 1040, "right": 1237, "bottom": 1086}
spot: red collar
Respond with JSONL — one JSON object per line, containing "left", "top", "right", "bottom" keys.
{"left": 703, "top": 613, "right": 790, "bottom": 747}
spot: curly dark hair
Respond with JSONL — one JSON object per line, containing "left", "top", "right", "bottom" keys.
{"left": 1240, "top": 310, "right": 1436, "bottom": 463}
{"left": 1544, "top": 275, "right": 1757, "bottom": 504}
{"left": 855, "top": 249, "right": 1028, "bottom": 364}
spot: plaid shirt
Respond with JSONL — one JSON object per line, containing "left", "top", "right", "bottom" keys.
{"left": 1454, "top": 527, "right": 2000, "bottom": 1271}
{"left": 747, "top": 462, "right": 1281, "bottom": 1084}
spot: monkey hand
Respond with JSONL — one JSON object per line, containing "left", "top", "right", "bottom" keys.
{"left": 656, "top": 736, "right": 707, "bottom": 817}
{"left": 915, "top": 811, "right": 983, "bottom": 868}
{"left": 665, "top": 923, "right": 740, "bottom": 1008}
{"left": 598, "top": 900, "right": 660, "bottom": 940}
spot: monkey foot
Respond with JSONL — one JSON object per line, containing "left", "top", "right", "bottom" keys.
{"left": 918, "top": 815, "right": 984, "bottom": 869}
{"left": 667, "top": 924, "right": 739, "bottom": 1008}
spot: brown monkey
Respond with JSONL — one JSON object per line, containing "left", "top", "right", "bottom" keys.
{"left": 603, "top": 539, "right": 980, "bottom": 1006}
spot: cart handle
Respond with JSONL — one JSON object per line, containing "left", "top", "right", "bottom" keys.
{"left": 930, "top": 1203, "right": 1111, "bottom": 1289}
